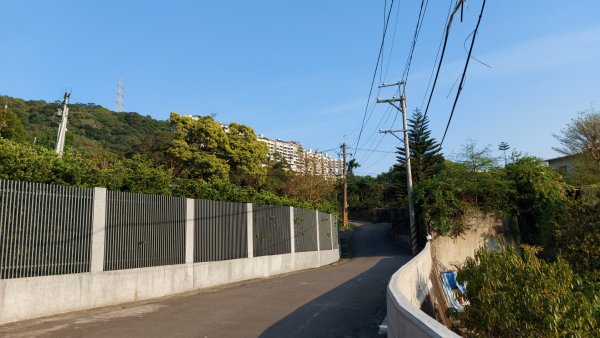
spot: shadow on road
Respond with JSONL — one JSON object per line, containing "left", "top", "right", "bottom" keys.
{"left": 259, "top": 223, "right": 411, "bottom": 338}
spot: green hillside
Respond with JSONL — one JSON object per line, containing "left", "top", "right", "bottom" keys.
{"left": 1, "top": 95, "right": 172, "bottom": 160}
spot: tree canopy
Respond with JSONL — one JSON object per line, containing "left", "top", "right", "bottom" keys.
{"left": 396, "top": 109, "right": 444, "bottom": 185}
{"left": 167, "top": 113, "right": 232, "bottom": 181}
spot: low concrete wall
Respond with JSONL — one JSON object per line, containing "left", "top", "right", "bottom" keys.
{"left": 0, "top": 249, "right": 339, "bottom": 325}
{"left": 387, "top": 214, "right": 504, "bottom": 337}
{"left": 386, "top": 243, "right": 459, "bottom": 338}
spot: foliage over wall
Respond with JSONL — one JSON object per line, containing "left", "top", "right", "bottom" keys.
{"left": 0, "top": 138, "right": 336, "bottom": 214}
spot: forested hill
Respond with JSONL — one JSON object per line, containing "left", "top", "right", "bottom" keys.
{"left": 1, "top": 95, "right": 172, "bottom": 160}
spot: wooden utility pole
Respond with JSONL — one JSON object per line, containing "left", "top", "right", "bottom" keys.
{"left": 377, "top": 81, "right": 418, "bottom": 256}
{"left": 341, "top": 143, "right": 348, "bottom": 229}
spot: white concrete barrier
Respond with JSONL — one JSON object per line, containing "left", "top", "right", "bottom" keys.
{"left": 0, "top": 249, "right": 340, "bottom": 325}
{"left": 386, "top": 243, "right": 459, "bottom": 338}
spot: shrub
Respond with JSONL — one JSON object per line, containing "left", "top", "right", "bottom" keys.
{"left": 451, "top": 246, "right": 598, "bottom": 337}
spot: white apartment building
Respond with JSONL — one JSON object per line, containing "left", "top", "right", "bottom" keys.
{"left": 258, "top": 135, "right": 343, "bottom": 178}
{"left": 182, "top": 115, "right": 343, "bottom": 178}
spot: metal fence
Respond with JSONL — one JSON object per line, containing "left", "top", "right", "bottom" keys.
{"left": 293, "top": 208, "right": 318, "bottom": 252}
{"left": 1, "top": 177, "right": 338, "bottom": 279}
{"left": 104, "top": 191, "right": 186, "bottom": 271}
{"left": 0, "top": 180, "right": 93, "bottom": 279}
{"left": 318, "top": 212, "right": 332, "bottom": 251}
{"left": 253, "top": 205, "right": 291, "bottom": 257}
{"left": 195, "top": 200, "right": 247, "bottom": 262}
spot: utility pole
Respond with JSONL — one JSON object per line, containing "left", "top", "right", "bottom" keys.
{"left": 55, "top": 92, "right": 71, "bottom": 157}
{"left": 377, "top": 81, "right": 418, "bottom": 256}
{"left": 341, "top": 143, "right": 348, "bottom": 229}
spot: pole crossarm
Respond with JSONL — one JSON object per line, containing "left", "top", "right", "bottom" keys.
{"left": 378, "top": 129, "right": 404, "bottom": 142}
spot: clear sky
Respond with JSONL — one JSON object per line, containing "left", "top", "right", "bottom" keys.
{"left": 2, "top": 1, "right": 599, "bottom": 175}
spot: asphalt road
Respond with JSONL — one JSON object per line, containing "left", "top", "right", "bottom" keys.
{"left": 0, "top": 222, "right": 411, "bottom": 338}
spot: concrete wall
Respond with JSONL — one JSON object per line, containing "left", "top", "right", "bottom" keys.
{"left": 0, "top": 249, "right": 339, "bottom": 325}
{"left": 387, "top": 214, "right": 503, "bottom": 337}
{"left": 386, "top": 243, "right": 459, "bottom": 338}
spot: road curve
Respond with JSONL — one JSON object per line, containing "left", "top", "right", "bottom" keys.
{"left": 0, "top": 222, "right": 411, "bottom": 338}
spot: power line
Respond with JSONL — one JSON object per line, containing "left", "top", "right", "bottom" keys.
{"left": 349, "top": 147, "right": 396, "bottom": 154}
{"left": 422, "top": 0, "right": 465, "bottom": 121}
{"left": 441, "top": 0, "right": 488, "bottom": 144}
{"left": 352, "top": 0, "right": 395, "bottom": 160}
{"left": 357, "top": 104, "right": 393, "bottom": 162}
{"left": 382, "top": 0, "right": 402, "bottom": 81}
{"left": 401, "top": 0, "right": 429, "bottom": 90}
{"left": 464, "top": 30, "right": 492, "bottom": 69}
{"left": 420, "top": 0, "right": 454, "bottom": 110}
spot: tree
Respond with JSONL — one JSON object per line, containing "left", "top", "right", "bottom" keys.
{"left": 504, "top": 157, "right": 568, "bottom": 252}
{"left": 553, "top": 110, "right": 600, "bottom": 165}
{"left": 346, "top": 175, "right": 384, "bottom": 210}
{"left": 457, "top": 140, "right": 497, "bottom": 174}
{"left": 553, "top": 110, "right": 600, "bottom": 185}
{"left": 454, "top": 140, "right": 501, "bottom": 207}
{"left": 262, "top": 153, "right": 292, "bottom": 195}
{"left": 555, "top": 200, "right": 600, "bottom": 281}
{"left": 347, "top": 159, "right": 360, "bottom": 176}
{"left": 98, "top": 155, "right": 172, "bottom": 195}
{"left": 451, "top": 245, "right": 598, "bottom": 337}
{"left": 396, "top": 109, "right": 444, "bottom": 185}
{"left": 0, "top": 106, "right": 25, "bottom": 141}
{"left": 226, "top": 122, "right": 268, "bottom": 187}
{"left": 166, "top": 113, "right": 231, "bottom": 181}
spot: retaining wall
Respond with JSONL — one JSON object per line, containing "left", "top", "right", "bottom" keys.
{"left": 0, "top": 249, "right": 339, "bottom": 325}
{"left": 386, "top": 243, "right": 459, "bottom": 338}
{"left": 387, "top": 215, "right": 503, "bottom": 337}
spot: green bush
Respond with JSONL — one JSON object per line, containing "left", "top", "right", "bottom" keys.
{"left": 451, "top": 246, "right": 598, "bottom": 337}
{"left": 414, "top": 161, "right": 511, "bottom": 236}
{"left": 172, "top": 177, "right": 336, "bottom": 214}
{"left": 504, "top": 157, "right": 568, "bottom": 252}
{"left": 555, "top": 200, "right": 600, "bottom": 281}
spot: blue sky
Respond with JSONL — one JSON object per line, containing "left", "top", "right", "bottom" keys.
{"left": 2, "top": 1, "right": 599, "bottom": 175}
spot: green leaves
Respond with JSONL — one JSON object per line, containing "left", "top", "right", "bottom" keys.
{"left": 167, "top": 113, "right": 268, "bottom": 186}
{"left": 451, "top": 246, "right": 598, "bottom": 337}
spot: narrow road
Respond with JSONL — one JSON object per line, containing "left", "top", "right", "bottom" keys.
{"left": 0, "top": 222, "right": 411, "bottom": 338}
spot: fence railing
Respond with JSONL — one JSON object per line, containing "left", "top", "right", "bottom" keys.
{"left": 293, "top": 207, "right": 318, "bottom": 253}
{"left": 253, "top": 205, "right": 291, "bottom": 257}
{"left": 318, "top": 212, "right": 333, "bottom": 251}
{"left": 0, "top": 179, "right": 340, "bottom": 280}
{"left": 0, "top": 180, "right": 93, "bottom": 279}
{"left": 104, "top": 191, "right": 186, "bottom": 271}
{"left": 194, "top": 199, "right": 247, "bottom": 262}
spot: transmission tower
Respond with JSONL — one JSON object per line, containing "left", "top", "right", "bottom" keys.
{"left": 116, "top": 78, "right": 124, "bottom": 112}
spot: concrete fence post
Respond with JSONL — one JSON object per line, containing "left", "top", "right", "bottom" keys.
{"left": 315, "top": 210, "right": 321, "bottom": 266}
{"left": 330, "top": 213, "right": 334, "bottom": 250}
{"left": 90, "top": 187, "right": 107, "bottom": 273}
{"left": 289, "top": 207, "right": 295, "bottom": 254}
{"left": 185, "top": 199, "right": 194, "bottom": 264}
{"left": 315, "top": 210, "right": 320, "bottom": 252}
{"left": 246, "top": 203, "right": 253, "bottom": 258}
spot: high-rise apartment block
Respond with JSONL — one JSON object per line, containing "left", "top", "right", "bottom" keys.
{"left": 258, "top": 135, "right": 343, "bottom": 178}
{"left": 182, "top": 115, "right": 343, "bottom": 178}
